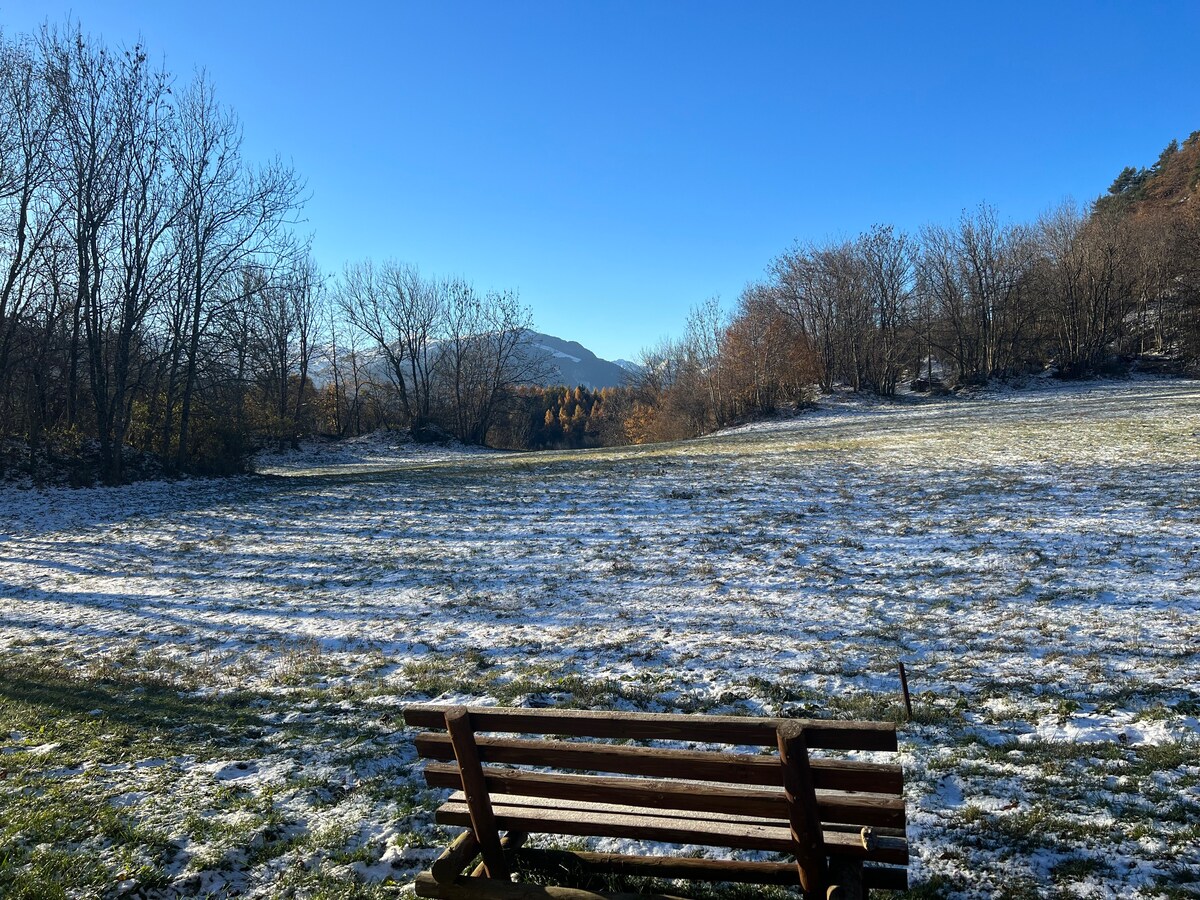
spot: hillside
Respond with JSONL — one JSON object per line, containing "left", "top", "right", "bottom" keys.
{"left": 310, "top": 332, "right": 631, "bottom": 393}
{"left": 3, "top": 379, "right": 1197, "bottom": 896}
{"left": 1097, "top": 130, "right": 1200, "bottom": 217}
{"left": 524, "top": 332, "right": 632, "bottom": 389}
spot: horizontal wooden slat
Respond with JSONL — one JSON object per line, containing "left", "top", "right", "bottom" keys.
{"left": 510, "top": 848, "right": 908, "bottom": 890}
{"left": 451, "top": 790, "right": 781, "bottom": 827}
{"left": 403, "top": 705, "right": 897, "bottom": 751}
{"left": 513, "top": 847, "right": 799, "bottom": 885}
{"left": 438, "top": 798, "right": 792, "bottom": 852}
{"left": 425, "top": 763, "right": 789, "bottom": 817}
{"left": 435, "top": 797, "right": 909, "bottom": 865}
{"left": 415, "top": 872, "right": 691, "bottom": 900}
{"left": 415, "top": 733, "right": 903, "bottom": 794}
{"left": 423, "top": 763, "right": 905, "bottom": 828}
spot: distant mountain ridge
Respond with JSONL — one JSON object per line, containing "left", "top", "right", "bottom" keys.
{"left": 524, "top": 332, "right": 632, "bottom": 389}
{"left": 309, "top": 331, "right": 633, "bottom": 391}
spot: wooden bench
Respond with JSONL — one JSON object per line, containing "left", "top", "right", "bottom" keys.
{"left": 404, "top": 704, "right": 909, "bottom": 900}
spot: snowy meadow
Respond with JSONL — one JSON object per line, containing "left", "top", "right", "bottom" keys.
{"left": 1, "top": 379, "right": 1199, "bottom": 899}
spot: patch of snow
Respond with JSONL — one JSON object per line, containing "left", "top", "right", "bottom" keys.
{"left": 3, "top": 378, "right": 1199, "bottom": 896}
{"left": 1021, "top": 713, "right": 1187, "bottom": 746}
{"left": 533, "top": 342, "right": 582, "bottom": 363}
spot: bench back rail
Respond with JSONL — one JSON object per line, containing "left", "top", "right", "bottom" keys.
{"left": 405, "top": 704, "right": 908, "bottom": 900}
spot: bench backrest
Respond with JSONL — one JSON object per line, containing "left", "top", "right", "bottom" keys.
{"left": 405, "top": 704, "right": 907, "bottom": 895}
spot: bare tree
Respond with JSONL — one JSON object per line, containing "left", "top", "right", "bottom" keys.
{"left": 1125, "top": 210, "right": 1177, "bottom": 355}
{"left": 915, "top": 204, "right": 1036, "bottom": 384}
{"left": 438, "top": 282, "right": 541, "bottom": 444}
{"left": 168, "top": 72, "right": 303, "bottom": 470}
{"left": 684, "top": 296, "right": 728, "bottom": 426}
{"left": 252, "top": 249, "right": 320, "bottom": 449}
{"left": 289, "top": 255, "right": 321, "bottom": 440}
{"left": 771, "top": 244, "right": 837, "bottom": 390}
{"left": 45, "top": 27, "right": 178, "bottom": 482}
{"left": 0, "top": 34, "right": 61, "bottom": 410}
{"left": 338, "top": 259, "right": 443, "bottom": 428}
{"left": 723, "top": 284, "right": 817, "bottom": 417}
{"left": 1036, "top": 201, "right": 1136, "bottom": 376}
{"left": 859, "top": 224, "right": 913, "bottom": 396}
{"left": 624, "top": 336, "right": 689, "bottom": 443}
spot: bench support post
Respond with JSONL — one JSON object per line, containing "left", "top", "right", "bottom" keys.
{"left": 431, "top": 829, "right": 481, "bottom": 883}
{"left": 446, "top": 706, "right": 509, "bottom": 880}
{"left": 777, "top": 722, "right": 829, "bottom": 899}
{"left": 470, "top": 832, "right": 529, "bottom": 877}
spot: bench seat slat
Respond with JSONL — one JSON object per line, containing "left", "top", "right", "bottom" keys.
{"left": 414, "top": 733, "right": 903, "bottom": 794}
{"left": 423, "top": 763, "right": 906, "bottom": 828}
{"left": 437, "top": 798, "right": 792, "bottom": 852}
{"left": 435, "top": 797, "right": 909, "bottom": 865}
{"left": 404, "top": 705, "right": 897, "bottom": 751}
{"left": 510, "top": 849, "right": 908, "bottom": 890}
{"left": 414, "top": 871, "right": 691, "bottom": 900}
{"left": 513, "top": 848, "right": 801, "bottom": 885}
{"left": 450, "top": 790, "right": 783, "bottom": 826}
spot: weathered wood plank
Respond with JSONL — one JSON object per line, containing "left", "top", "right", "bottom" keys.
{"left": 422, "top": 763, "right": 906, "bottom": 828}
{"left": 414, "top": 872, "right": 691, "bottom": 900}
{"left": 447, "top": 790, "right": 781, "bottom": 826}
{"left": 424, "top": 850, "right": 908, "bottom": 893}
{"left": 514, "top": 847, "right": 800, "bottom": 885}
{"left": 437, "top": 799, "right": 793, "bottom": 852}
{"left": 414, "top": 733, "right": 903, "bottom": 794}
{"left": 446, "top": 708, "right": 508, "bottom": 880}
{"left": 403, "top": 705, "right": 897, "bottom": 751}
{"left": 434, "top": 800, "right": 909, "bottom": 865}
{"left": 430, "top": 829, "right": 481, "bottom": 884}
{"left": 470, "top": 831, "right": 528, "bottom": 878}
{"left": 778, "top": 722, "right": 828, "bottom": 897}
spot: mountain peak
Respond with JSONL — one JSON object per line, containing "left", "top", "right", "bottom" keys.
{"left": 525, "top": 332, "right": 632, "bottom": 389}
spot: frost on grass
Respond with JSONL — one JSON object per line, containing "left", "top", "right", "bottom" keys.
{"left": 1, "top": 378, "right": 1199, "bottom": 898}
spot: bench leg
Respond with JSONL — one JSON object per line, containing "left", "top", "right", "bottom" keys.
{"left": 470, "top": 832, "right": 529, "bottom": 878}
{"left": 826, "top": 857, "right": 864, "bottom": 900}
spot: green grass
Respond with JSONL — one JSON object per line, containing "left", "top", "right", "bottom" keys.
{"left": 5, "top": 381, "right": 1200, "bottom": 897}
{"left": 0, "top": 656, "right": 430, "bottom": 898}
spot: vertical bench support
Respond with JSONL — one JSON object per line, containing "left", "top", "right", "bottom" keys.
{"left": 445, "top": 706, "right": 509, "bottom": 880}
{"left": 777, "top": 722, "right": 830, "bottom": 899}
{"left": 430, "top": 829, "right": 481, "bottom": 883}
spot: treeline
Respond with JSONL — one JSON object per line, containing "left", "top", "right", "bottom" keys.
{"left": 4, "top": 19, "right": 1199, "bottom": 477}
{"left": 327, "top": 260, "right": 541, "bottom": 447}
{"left": 0, "top": 24, "right": 541, "bottom": 482}
{"left": 0, "top": 25, "right": 310, "bottom": 482}
{"left": 491, "top": 385, "right": 631, "bottom": 450}
{"left": 622, "top": 137, "right": 1200, "bottom": 442}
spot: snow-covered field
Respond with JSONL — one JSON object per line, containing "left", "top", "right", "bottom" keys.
{"left": 2, "top": 378, "right": 1198, "bottom": 898}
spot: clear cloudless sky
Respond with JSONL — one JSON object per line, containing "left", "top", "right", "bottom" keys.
{"left": 3, "top": 1, "right": 1199, "bottom": 360}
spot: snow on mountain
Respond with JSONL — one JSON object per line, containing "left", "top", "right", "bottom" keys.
{"left": 308, "top": 332, "right": 632, "bottom": 391}
{"left": 523, "top": 332, "right": 632, "bottom": 389}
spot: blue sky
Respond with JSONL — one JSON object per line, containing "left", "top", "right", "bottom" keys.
{"left": 4, "top": 2, "right": 1199, "bottom": 360}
